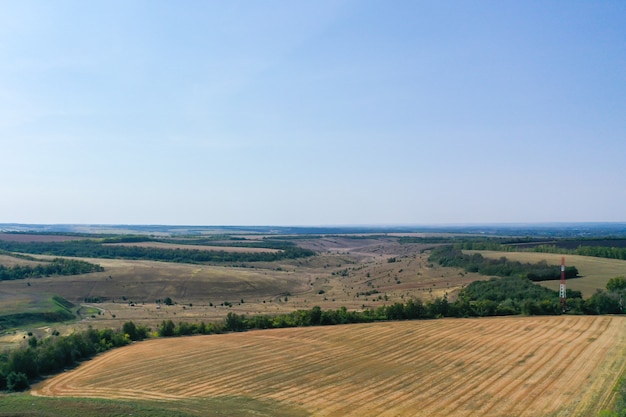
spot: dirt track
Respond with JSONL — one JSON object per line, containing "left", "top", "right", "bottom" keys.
{"left": 33, "top": 316, "right": 626, "bottom": 416}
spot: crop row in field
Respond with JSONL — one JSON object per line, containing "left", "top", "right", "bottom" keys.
{"left": 34, "top": 316, "right": 626, "bottom": 417}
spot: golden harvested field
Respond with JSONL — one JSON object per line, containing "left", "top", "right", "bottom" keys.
{"left": 470, "top": 250, "right": 626, "bottom": 297}
{"left": 105, "top": 241, "right": 282, "bottom": 253}
{"left": 34, "top": 316, "right": 626, "bottom": 417}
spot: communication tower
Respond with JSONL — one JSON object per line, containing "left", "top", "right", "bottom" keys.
{"left": 560, "top": 257, "right": 566, "bottom": 312}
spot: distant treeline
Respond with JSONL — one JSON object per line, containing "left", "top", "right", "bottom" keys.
{"left": 429, "top": 246, "right": 578, "bottom": 281}
{"left": 0, "top": 240, "right": 315, "bottom": 264}
{"left": 455, "top": 239, "right": 626, "bottom": 261}
{"left": 399, "top": 236, "right": 543, "bottom": 245}
{"left": 530, "top": 244, "right": 626, "bottom": 261}
{"left": 161, "top": 238, "right": 300, "bottom": 250}
{"left": 102, "top": 236, "right": 301, "bottom": 250}
{"left": 0, "top": 258, "right": 104, "bottom": 281}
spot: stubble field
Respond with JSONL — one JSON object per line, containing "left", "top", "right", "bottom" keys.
{"left": 33, "top": 315, "right": 626, "bottom": 417}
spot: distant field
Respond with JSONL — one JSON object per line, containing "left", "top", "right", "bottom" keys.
{"left": 0, "top": 247, "right": 477, "bottom": 334}
{"left": 0, "top": 254, "right": 45, "bottom": 267}
{"left": 470, "top": 250, "right": 626, "bottom": 297}
{"left": 0, "top": 256, "right": 311, "bottom": 304}
{"left": 33, "top": 316, "right": 626, "bottom": 417}
{"left": 0, "top": 291, "right": 75, "bottom": 339}
{"left": 0, "top": 233, "right": 85, "bottom": 243}
{"left": 105, "top": 241, "right": 281, "bottom": 253}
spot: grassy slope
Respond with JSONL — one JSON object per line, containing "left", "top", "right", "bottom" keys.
{"left": 469, "top": 250, "right": 626, "bottom": 297}
{"left": 0, "top": 294, "right": 75, "bottom": 332}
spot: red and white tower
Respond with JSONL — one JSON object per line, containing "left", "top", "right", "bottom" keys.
{"left": 560, "top": 256, "right": 566, "bottom": 312}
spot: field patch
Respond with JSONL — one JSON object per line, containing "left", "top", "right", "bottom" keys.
{"left": 0, "top": 393, "right": 307, "bottom": 417}
{"left": 470, "top": 250, "right": 626, "bottom": 297}
{"left": 0, "top": 254, "right": 45, "bottom": 267}
{"left": 0, "top": 292, "right": 75, "bottom": 332}
{"left": 34, "top": 316, "right": 626, "bottom": 417}
{"left": 0, "top": 257, "right": 311, "bottom": 312}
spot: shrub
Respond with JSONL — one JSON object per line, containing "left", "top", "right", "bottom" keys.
{"left": 7, "top": 371, "right": 29, "bottom": 391}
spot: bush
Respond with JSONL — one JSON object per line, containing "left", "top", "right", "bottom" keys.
{"left": 7, "top": 371, "right": 29, "bottom": 391}
{"left": 158, "top": 320, "right": 175, "bottom": 337}
{"left": 607, "top": 276, "right": 626, "bottom": 292}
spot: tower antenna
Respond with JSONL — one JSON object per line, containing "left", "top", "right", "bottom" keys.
{"left": 560, "top": 256, "right": 566, "bottom": 313}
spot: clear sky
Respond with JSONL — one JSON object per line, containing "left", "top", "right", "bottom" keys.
{"left": 1, "top": 1, "right": 624, "bottom": 226}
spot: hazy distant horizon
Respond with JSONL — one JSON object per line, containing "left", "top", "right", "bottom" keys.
{"left": 1, "top": 1, "right": 624, "bottom": 225}
{"left": 2, "top": 222, "right": 626, "bottom": 238}
{"left": 3, "top": 221, "right": 626, "bottom": 227}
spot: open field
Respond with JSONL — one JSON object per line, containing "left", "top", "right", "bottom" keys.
{"left": 32, "top": 315, "right": 626, "bottom": 417}
{"left": 470, "top": 250, "right": 626, "bottom": 297}
{"left": 1, "top": 237, "right": 620, "bottom": 344}
{"left": 0, "top": 254, "right": 45, "bottom": 267}
{"left": 0, "top": 291, "right": 75, "bottom": 348}
{"left": 0, "top": 247, "right": 479, "bottom": 334}
{"left": 105, "top": 241, "right": 282, "bottom": 253}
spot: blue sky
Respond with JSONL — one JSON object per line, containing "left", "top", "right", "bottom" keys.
{"left": 1, "top": 1, "right": 624, "bottom": 226}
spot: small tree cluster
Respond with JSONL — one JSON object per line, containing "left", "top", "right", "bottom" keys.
{"left": 0, "top": 322, "right": 147, "bottom": 391}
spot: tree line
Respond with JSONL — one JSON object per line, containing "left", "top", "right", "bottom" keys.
{"left": 0, "top": 258, "right": 104, "bottom": 281}
{"left": 531, "top": 244, "right": 626, "bottom": 261}
{"left": 0, "top": 240, "right": 316, "bottom": 264}
{"left": 455, "top": 239, "right": 626, "bottom": 261}
{"left": 429, "top": 246, "right": 578, "bottom": 281}
{"left": 0, "top": 322, "right": 149, "bottom": 391}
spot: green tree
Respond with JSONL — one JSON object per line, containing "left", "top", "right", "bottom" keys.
{"left": 122, "top": 321, "right": 137, "bottom": 341}
{"left": 158, "top": 320, "right": 175, "bottom": 337}
{"left": 584, "top": 290, "right": 622, "bottom": 314}
{"left": 607, "top": 276, "right": 626, "bottom": 292}
{"left": 8, "top": 348, "right": 39, "bottom": 378}
{"left": 310, "top": 306, "right": 322, "bottom": 325}
{"left": 224, "top": 312, "right": 246, "bottom": 332}
{"left": 6, "top": 371, "right": 29, "bottom": 391}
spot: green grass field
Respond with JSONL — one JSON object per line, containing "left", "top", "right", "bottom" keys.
{"left": 0, "top": 293, "right": 76, "bottom": 333}
{"left": 469, "top": 250, "right": 626, "bottom": 297}
{"left": 0, "top": 393, "right": 308, "bottom": 417}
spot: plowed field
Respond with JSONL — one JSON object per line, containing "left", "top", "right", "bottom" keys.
{"left": 34, "top": 316, "right": 626, "bottom": 417}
